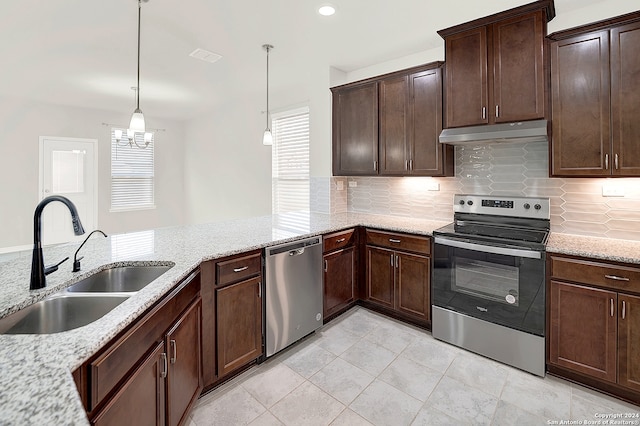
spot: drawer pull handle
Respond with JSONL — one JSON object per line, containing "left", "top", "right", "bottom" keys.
{"left": 336, "top": 238, "right": 346, "bottom": 243}
{"left": 611, "top": 299, "right": 615, "bottom": 317}
{"left": 622, "top": 300, "right": 626, "bottom": 320}
{"left": 233, "top": 266, "right": 249, "bottom": 273}
{"left": 391, "top": 253, "right": 394, "bottom": 266}
{"left": 605, "top": 274, "right": 630, "bottom": 282}
{"left": 389, "top": 239, "right": 401, "bottom": 243}
{"left": 324, "top": 260, "right": 328, "bottom": 272}
{"left": 170, "top": 340, "right": 177, "bottom": 364}
{"left": 160, "top": 353, "right": 168, "bottom": 378}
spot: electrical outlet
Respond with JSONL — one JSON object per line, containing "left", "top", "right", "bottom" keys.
{"left": 348, "top": 181, "right": 357, "bottom": 188}
{"left": 336, "top": 180, "right": 344, "bottom": 191}
{"left": 602, "top": 184, "right": 625, "bottom": 197}
{"left": 426, "top": 181, "right": 440, "bottom": 191}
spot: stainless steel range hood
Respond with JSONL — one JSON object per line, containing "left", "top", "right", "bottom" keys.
{"left": 439, "top": 119, "right": 548, "bottom": 145}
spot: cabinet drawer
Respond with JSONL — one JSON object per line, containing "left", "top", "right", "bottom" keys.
{"left": 550, "top": 255, "right": 640, "bottom": 294}
{"left": 89, "top": 270, "right": 200, "bottom": 411}
{"left": 323, "top": 229, "right": 356, "bottom": 253}
{"left": 216, "top": 252, "right": 261, "bottom": 286}
{"left": 366, "top": 229, "right": 430, "bottom": 255}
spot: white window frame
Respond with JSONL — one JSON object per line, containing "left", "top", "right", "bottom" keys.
{"left": 110, "top": 128, "right": 156, "bottom": 212}
{"left": 271, "top": 106, "right": 310, "bottom": 216}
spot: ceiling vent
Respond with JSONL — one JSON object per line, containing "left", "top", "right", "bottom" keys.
{"left": 189, "top": 48, "right": 222, "bottom": 64}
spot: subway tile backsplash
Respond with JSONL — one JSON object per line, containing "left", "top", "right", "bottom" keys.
{"left": 333, "top": 141, "right": 640, "bottom": 241}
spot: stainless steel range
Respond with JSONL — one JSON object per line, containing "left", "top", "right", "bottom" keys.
{"left": 432, "top": 194, "right": 550, "bottom": 376}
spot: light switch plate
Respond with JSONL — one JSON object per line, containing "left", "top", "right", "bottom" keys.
{"left": 426, "top": 181, "right": 440, "bottom": 191}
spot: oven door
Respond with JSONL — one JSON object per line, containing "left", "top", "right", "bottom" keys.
{"left": 432, "top": 236, "right": 545, "bottom": 336}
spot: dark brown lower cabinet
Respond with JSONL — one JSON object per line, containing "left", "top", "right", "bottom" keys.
{"left": 365, "top": 245, "right": 430, "bottom": 324}
{"left": 619, "top": 294, "right": 640, "bottom": 392}
{"left": 323, "top": 246, "right": 356, "bottom": 318}
{"left": 92, "top": 298, "right": 202, "bottom": 426}
{"left": 216, "top": 276, "right": 262, "bottom": 378}
{"left": 549, "top": 280, "right": 617, "bottom": 382}
{"left": 166, "top": 300, "right": 202, "bottom": 426}
{"left": 365, "top": 246, "right": 395, "bottom": 309}
{"left": 92, "top": 342, "right": 165, "bottom": 426}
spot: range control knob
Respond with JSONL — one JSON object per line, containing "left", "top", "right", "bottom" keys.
{"left": 523, "top": 203, "right": 531, "bottom": 210}
{"left": 534, "top": 204, "right": 542, "bottom": 210}
{"left": 459, "top": 200, "right": 465, "bottom": 205}
{"left": 467, "top": 200, "right": 474, "bottom": 206}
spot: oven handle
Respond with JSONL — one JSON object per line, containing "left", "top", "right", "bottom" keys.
{"left": 434, "top": 236, "right": 542, "bottom": 259}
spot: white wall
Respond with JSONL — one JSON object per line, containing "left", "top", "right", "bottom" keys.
{"left": 183, "top": 63, "right": 335, "bottom": 224}
{"left": 0, "top": 97, "right": 185, "bottom": 250}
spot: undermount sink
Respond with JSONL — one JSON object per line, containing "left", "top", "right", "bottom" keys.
{"left": 0, "top": 293, "right": 129, "bottom": 334}
{"left": 66, "top": 265, "right": 172, "bottom": 293}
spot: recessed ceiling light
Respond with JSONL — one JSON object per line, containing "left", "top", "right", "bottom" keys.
{"left": 318, "top": 4, "right": 336, "bottom": 16}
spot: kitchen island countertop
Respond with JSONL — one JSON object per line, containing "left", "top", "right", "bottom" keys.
{"left": 0, "top": 212, "right": 447, "bottom": 425}
{"left": 2, "top": 211, "right": 640, "bottom": 424}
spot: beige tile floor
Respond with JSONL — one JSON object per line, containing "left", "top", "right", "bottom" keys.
{"left": 189, "top": 307, "right": 640, "bottom": 426}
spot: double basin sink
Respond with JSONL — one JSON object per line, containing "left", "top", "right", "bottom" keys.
{"left": 0, "top": 265, "right": 172, "bottom": 335}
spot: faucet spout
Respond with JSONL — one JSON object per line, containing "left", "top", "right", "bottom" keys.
{"left": 30, "top": 195, "right": 86, "bottom": 290}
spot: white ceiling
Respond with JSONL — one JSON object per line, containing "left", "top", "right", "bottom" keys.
{"left": 0, "top": 0, "right": 599, "bottom": 121}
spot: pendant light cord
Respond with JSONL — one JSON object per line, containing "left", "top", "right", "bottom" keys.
{"left": 136, "top": 0, "right": 141, "bottom": 110}
{"left": 265, "top": 45, "right": 270, "bottom": 130}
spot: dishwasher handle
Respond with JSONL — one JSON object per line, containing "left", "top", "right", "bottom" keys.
{"left": 289, "top": 248, "right": 305, "bottom": 256}
{"left": 267, "top": 237, "right": 320, "bottom": 257}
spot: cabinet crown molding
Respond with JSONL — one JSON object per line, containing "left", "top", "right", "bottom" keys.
{"left": 437, "top": 0, "right": 555, "bottom": 38}
{"left": 548, "top": 10, "right": 640, "bottom": 40}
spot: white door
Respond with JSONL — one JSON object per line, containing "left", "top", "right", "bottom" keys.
{"left": 39, "top": 137, "right": 97, "bottom": 246}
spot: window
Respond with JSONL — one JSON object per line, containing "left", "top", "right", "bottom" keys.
{"left": 271, "top": 106, "right": 310, "bottom": 215}
{"left": 110, "top": 129, "right": 155, "bottom": 211}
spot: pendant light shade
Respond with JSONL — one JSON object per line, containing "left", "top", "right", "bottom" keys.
{"left": 131, "top": 0, "right": 146, "bottom": 133}
{"left": 262, "top": 44, "right": 274, "bottom": 146}
{"left": 262, "top": 129, "right": 273, "bottom": 145}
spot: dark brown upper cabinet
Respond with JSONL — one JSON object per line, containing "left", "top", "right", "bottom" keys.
{"left": 332, "top": 63, "right": 454, "bottom": 177}
{"left": 332, "top": 81, "right": 379, "bottom": 175}
{"left": 549, "top": 12, "right": 640, "bottom": 177}
{"left": 438, "top": 1, "right": 554, "bottom": 128}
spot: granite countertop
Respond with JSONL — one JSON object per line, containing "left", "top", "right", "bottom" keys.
{"left": 2, "top": 211, "right": 640, "bottom": 424}
{"left": 546, "top": 233, "right": 640, "bottom": 265}
{"left": 0, "top": 212, "right": 447, "bottom": 425}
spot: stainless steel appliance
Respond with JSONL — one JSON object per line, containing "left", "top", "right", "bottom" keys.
{"left": 432, "top": 194, "right": 550, "bottom": 376}
{"left": 265, "top": 237, "right": 323, "bottom": 357}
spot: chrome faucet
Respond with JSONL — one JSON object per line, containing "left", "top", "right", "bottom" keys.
{"left": 30, "top": 195, "right": 85, "bottom": 290}
{"left": 73, "top": 229, "right": 107, "bottom": 272}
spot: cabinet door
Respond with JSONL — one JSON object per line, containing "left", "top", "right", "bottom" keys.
{"left": 323, "top": 247, "right": 356, "bottom": 318}
{"left": 166, "top": 299, "right": 202, "bottom": 426}
{"left": 216, "top": 276, "right": 262, "bottom": 378}
{"left": 444, "top": 27, "right": 488, "bottom": 128}
{"left": 92, "top": 342, "right": 166, "bottom": 426}
{"left": 550, "top": 31, "right": 611, "bottom": 176}
{"left": 549, "top": 281, "right": 617, "bottom": 382}
{"left": 409, "top": 68, "right": 450, "bottom": 176}
{"left": 332, "top": 83, "right": 379, "bottom": 175}
{"left": 618, "top": 294, "right": 640, "bottom": 392}
{"left": 395, "top": 252, "right": 430, "bottom": 322}
{"left": 365, "top": 246, "right": 395, "bottom": 308}
{"left": 379, "top": 75, "right": 409, "bottom": 175}
{"left": 611, "top": 21, "right": 640, "bottom": 176}
{"left": 492, "top": 11, "right": 545, "bottom": 123}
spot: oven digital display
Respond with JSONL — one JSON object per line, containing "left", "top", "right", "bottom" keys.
{"left": 481, "top": 199, "right": 514, "bottom": 208}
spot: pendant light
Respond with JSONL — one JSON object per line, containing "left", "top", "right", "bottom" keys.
{"left": 262, "top": 44, "right": 274, "bottom": 146}
{"left": 129, "top": 0, "right": 147, "bottom": 133}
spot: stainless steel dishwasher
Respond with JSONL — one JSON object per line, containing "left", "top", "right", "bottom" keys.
{"left": 265, "top": 237, "right": 323, "bottom": 357}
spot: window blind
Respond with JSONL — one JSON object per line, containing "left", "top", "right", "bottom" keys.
{"left": 272, "top": 107, "right": 310, "bottom": 214}
{"left": 111, "top": 129, "right": 155, "bottom": 210}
